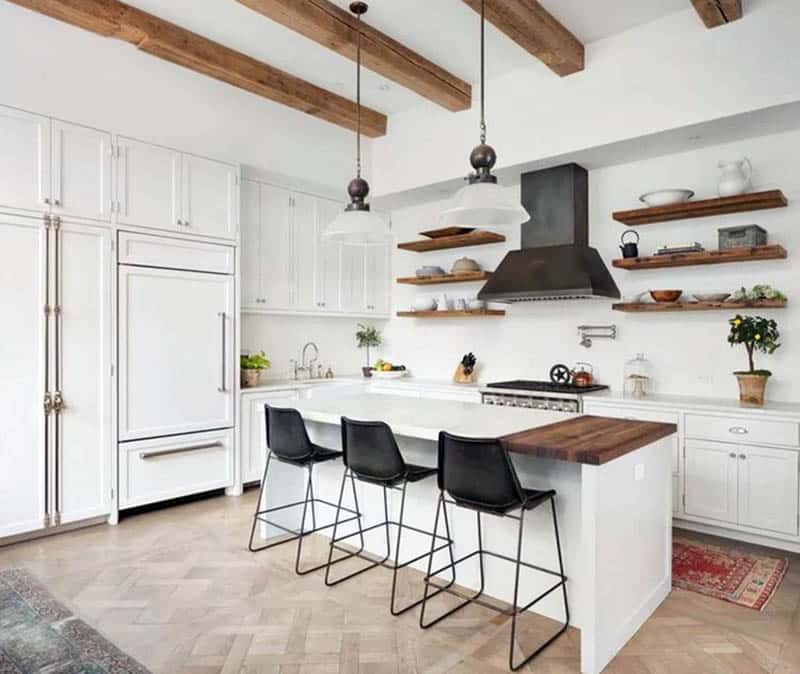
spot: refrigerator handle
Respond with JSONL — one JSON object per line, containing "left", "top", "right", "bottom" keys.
{"left": 217, "top": 312, "right": 227, "bottom": 393}
{"left": 53, "top": 216, "right": 63, "bottom": 525}
{"left": 43, "top": 214, "right": 51, "bottom": 525}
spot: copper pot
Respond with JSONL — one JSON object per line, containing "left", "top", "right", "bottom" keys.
{"left": 571, "top": 362, "right": 594, "bottom": 387}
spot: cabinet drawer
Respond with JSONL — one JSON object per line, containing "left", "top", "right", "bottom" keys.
{"left": 585, "top": 403, "right": 680, "bottom": 473}
{"left": 118, "top": 231, "right": 234, "bottom": 274}
{"left": 685, "top": 414, "right": 799, "bottom": 448}
{"left": 119, "top": 429, "right": 233, "bottom": 508}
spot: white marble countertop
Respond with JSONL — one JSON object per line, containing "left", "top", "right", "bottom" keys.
{"left": 291, "top": 393, "right": 571, "bottom": 441}
{"left": 587, "top": 389, "right": 800, "bottom": 419}
{"left": 240, "top": 376, "right": 482, "bottom": 396}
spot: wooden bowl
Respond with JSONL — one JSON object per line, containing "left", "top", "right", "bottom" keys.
{"left": 650, "top": 289, "right": 683, "bottom": 303}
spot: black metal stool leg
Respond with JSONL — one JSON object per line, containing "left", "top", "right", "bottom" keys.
{"left": 248, "top": 451, "right": 275, "bottom": 552}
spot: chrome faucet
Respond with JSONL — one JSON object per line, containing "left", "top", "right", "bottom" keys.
{"left": 301, "top": 342, "right": 319, "bottom": 379}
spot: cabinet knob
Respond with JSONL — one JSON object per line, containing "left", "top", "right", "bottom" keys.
{"left": 739, "top": 453, "right": 747, "bottom": 460}
{"left": 54, "top": 199, "right": 61, "bottom": 206}
{"left": 728, "top": 426, "right": 749, "bottom": 435}
{"left": 729, "top": 452, "right": 737, "bottom": 458}
{"left": 43, "top": 197, "right": 51, "bottom": 205}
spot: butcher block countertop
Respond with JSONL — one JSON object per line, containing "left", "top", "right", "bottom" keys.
{"left": 502, "top": 415, "right": 678, "bottom": 465}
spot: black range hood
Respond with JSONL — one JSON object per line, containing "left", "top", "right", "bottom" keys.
{"left": 478, "top": 164, "right": 620, "bottom": 302}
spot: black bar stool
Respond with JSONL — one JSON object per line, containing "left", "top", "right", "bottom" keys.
{"left": 419, "top": 431, "right": 569, "bottom": 671}
{"left": 324, "top": 417, "right": 455, "bottom": 616}
{"left": 248, "top": 404, "right": 362, "bottom": 575}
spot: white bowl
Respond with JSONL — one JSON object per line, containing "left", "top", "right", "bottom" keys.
{"left": 692, "top": 293, "right": 731, "bottom": 303}
{"left": 413, "top": 297, "right": 437, "bottom": 311}
{"left": 639, "top": 189, "right": 695, "bottom": 207}
{"left": 371, "top": 370, "right": 408, "bottom": 379}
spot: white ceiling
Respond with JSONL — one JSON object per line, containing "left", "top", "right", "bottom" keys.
{"left": 127, "top": 0, "right": 689, "bottom": 116}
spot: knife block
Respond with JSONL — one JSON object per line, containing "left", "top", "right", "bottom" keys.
{"left": 453, "top": 363, "right": 477, "bottom": 384}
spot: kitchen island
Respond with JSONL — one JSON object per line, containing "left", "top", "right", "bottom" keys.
{"left": 257, "top": 394, "right": 676, "bottom": 674}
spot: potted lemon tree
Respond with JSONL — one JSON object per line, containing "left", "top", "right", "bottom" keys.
{"left": 240, "top": 351, "right": 271, "bottom": 388}
{"left": 355, "top": 323, "right": 382, "bottom": 377}
{"left": 728, "top": 315, "right": 780, "bottom": 406}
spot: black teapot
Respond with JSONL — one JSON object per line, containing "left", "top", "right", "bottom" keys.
{"left": 620, "top": 230, "right": 640, "bottom": 258}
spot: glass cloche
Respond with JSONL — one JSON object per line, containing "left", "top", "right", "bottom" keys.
{"left": 624, "top": 353, "right": 653, "bottom": 399}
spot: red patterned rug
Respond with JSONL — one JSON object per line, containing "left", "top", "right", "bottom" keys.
{"left": 672, "top": 538, "right": 788, "bottom": 611}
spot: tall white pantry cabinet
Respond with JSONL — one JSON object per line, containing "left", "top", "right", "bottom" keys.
{"left": 0, "top": 102, "right": 240, "bottom": 540}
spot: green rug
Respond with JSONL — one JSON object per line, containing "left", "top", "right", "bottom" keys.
{"left": 0, "top": 568, "right": 150, "bottom": 674}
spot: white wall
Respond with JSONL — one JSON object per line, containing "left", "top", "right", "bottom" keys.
{"left": 0, "top": 2, "right": 355, "bottom": 192}
{"left": 371, "top": 0, "right": 800, "bottom": 199}
{"left": 382, "top": 129, "right": 799, "bottom": 402}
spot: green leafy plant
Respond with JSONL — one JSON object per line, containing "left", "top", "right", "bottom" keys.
{"left": 355, "top": 323, "right": 382, "bottom": 367}
{"left": 240, "top": 351, "right": 271, "bottom": 371}
{"left": 731, "top": 284, "right": 787, "bottom": 302}
{"left": 727, "top": 315, "right": 780, "bottom": 376}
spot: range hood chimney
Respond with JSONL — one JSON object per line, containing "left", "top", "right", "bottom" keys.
{"left": 478, "top": 164, "right": 620, "bottom": 302}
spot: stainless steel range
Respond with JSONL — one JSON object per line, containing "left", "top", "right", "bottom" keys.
{"left": 480, "top": 380, "right": 609, "bottom": 413}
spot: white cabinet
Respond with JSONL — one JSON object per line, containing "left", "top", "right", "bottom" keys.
{"left": 241, "top": 390, "right": 302, "bottom": 484}
{"left": 0, "top": 106, "right": 50, "bottom": 215}
{"left": 117, "top": 136, "right": 180, "bottom": 231}
{"left": 181, "top": 153, "right": 237, "bottom": 239}
{"left": 738, "top": 445, "right": 798, "bottom": 535}
{"left": 240, "top": 179, "right": 391, "bottom": 317}
{"left": 117, "top": 136, "right": 237, "bottom": 239}
{"left": 0, "top": 215, "right": 47, "bottom": 537}
{"left": 57, "top": 221, "right": 112, "bottom": 525}
{"left": 684, "top": 441, "right": 739, "bottom": 524}
{"left": 0, "top": 214, "right": 111, "bottom": 539}
{"left": 118, "top": 264, "right": 235, "bottom": 440}
{"left": 52, "top": 121, "right": 113, "bottom": 222}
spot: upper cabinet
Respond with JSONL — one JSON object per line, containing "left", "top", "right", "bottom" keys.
{"left": 240, "top": 178, "right": 391, "bottom": 318}
{"left": 0, "top": 106, "right": 50, "bottom": 214}
{"left": 117, "top": 136, "right": 238, "bottom": 240}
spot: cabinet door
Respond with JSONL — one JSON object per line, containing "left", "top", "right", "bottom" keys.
{"left": 240, "top": 179, "right": 262, "bottom": 309}
{"left": 118, "top": 266, "right": 234, "bottom": 440}
{"left": 52, "top": 121, "right": 112, "bottom": 222}
{"left": 340, "top": 244, "right": 366, "bottom": 313}
{"left": 117, "top": 137, "right": 180, "bottom": 231}
{"left": 364, "top": 243, "right": 390, "bottom": 315}
{"left": 242, "top": 391, "right": 301, "bottom": 484}
{"left": 738, "top": 446, "right": 799, "bottom": 535}
{"left": 0, "top": 215, "right": 47, "bottom": 537}
{"left": 0, "top": 106, "right": 50, "bottom": 214}
{"left": 291, "top": 192, "right": 318, "bottom": 311}
{"left": 315, "top": 199, "right": 343, "bottom": 312}
{"left": 181, "top": 153, "right": 237, "bottom": 239}
{"left": 56, "top": 223, "right": 112, "bottom": 524}
{"left": 259, "top": 184, "right": 293, "bottom": 311}
{"left": 684, "top": 440, "right": 738, "bottom": 524}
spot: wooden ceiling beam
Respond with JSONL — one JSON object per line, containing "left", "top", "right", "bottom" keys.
{"left": 8, "top": 0, "right": 387, "bottom": 137}
{"left": 461, "top": 0, "right": 584, "bottom": 77}
{"left": 236, "top": 0, "right": 472, "bottom": 112}
{"left": 691, "top": 0, "right": 743, "bottom": 28}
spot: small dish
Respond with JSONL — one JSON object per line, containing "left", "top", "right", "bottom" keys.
{"left": 416, "top": 266, "right": 445, "bottom": 277}
{"left": 451, "top": 257, "right": 481, "bottom": 274}
{"left": 692, "top": 293, "right": 731, "bottom": 303}
{"left": 467, "top": 299, "right": 486, "bottom": 311}
{"left": 639, "top": 189, "right": 695, "bottom": 207}
{"left": 623, "top": 291, "right": 649, "bottom": 303}
{"left": 412, "top": 297, "right": 437, "bottom": 312}
{"left": 419, "top": 226, "right": 475, "bottom": 239}
{"left": 650, "top": 289, "right": 683, "bottom": 303}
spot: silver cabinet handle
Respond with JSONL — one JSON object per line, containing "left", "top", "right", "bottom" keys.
{"left": 43, "top": 197, "right": 51, "bottom": 205}
{"left": 177, "top": 219, "right": 183, "bottom": 226}
{"left": 729, "top": 452, "right": 737, "bottom": 458}
{"left": 54, "top": 199, "right": 61, "bottom": 206}
{"left": 139, "top": 442, "right": 222, "bottom": 460}
{"left": 729, "top": 426, "right": 749, "bottom": 435}
{"left": 739, "top": 453, "right": 747, "bottom": 460}
{"left": 218, "top": 312, "right": 227, "bottom": 392}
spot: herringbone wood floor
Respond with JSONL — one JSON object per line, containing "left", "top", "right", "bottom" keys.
{"left": 1, "top": 490, "right": 799, "bottom": 673}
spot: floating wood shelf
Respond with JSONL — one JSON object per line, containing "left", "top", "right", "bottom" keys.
{"left": 397, "top": 231, "right": 505, "bottom": 252}
{"left": 396, "top": 309, "right": 506, "bottom": 318}
{"left": 612, "top": 245, "right": 788, "bottom": 270}
{"left": 613, "top": 190, "right": 788, "bottom": 226}
{"left": 397, "top": 271, "right": 492, "bottom": 285}
{"left": 612, "top": 300, "right": 787, "bottom": 313}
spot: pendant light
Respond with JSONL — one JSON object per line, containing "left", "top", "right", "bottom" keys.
{"left": 439, "top": 0, "right": 529, "bottom": 230}
{"left": 324, "top": 1, "right": 390, "bottom": 243}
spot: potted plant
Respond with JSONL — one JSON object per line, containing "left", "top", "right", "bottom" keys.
{"left": 355, "top": 323, "right": 382, "bottom": 377}
{"left": 727, "top": 315, "right": 780, "bottom": 406}
{"left": 240, "top": 351, "right": 271, "bottom": 388}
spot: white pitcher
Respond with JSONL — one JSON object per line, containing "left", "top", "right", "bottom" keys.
{"left": 717, "top": 157, "right": 752, "bottom": 197}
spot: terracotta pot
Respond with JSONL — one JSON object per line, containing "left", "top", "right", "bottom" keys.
{"left": 241, "top": 369, "right": 261, "bottom": 388}
{"left": 735, "top": 373, "right": 769, "bottom": 407}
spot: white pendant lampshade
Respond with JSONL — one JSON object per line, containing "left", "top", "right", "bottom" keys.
{"left": 323, "top": 2, "right": 391, "bottom": 244}
{"left": 439, "top": 181, "right": 529, "bottom": 230}
{"left": 325, "top": 207, "right": 391, "bottom": 243}
{"left": 440, "top": 0, "right": 529, "bottom": 231}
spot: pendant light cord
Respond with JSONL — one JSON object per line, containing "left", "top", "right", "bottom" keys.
{"left": 479, "top": 0, "right": 486, "bottom": 145}
{"left": 356, "top": 12, "right": 362, "bottom": 179}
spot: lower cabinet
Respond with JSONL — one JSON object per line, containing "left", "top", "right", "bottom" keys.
{"left": 119, "top": 429, "right": 234, "bottom": 509}
{"left": 685, "top": 440, "right": 798, "bottom": 536}
{"left": 240, "top": 390, "right": 302, "bottom": 484}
